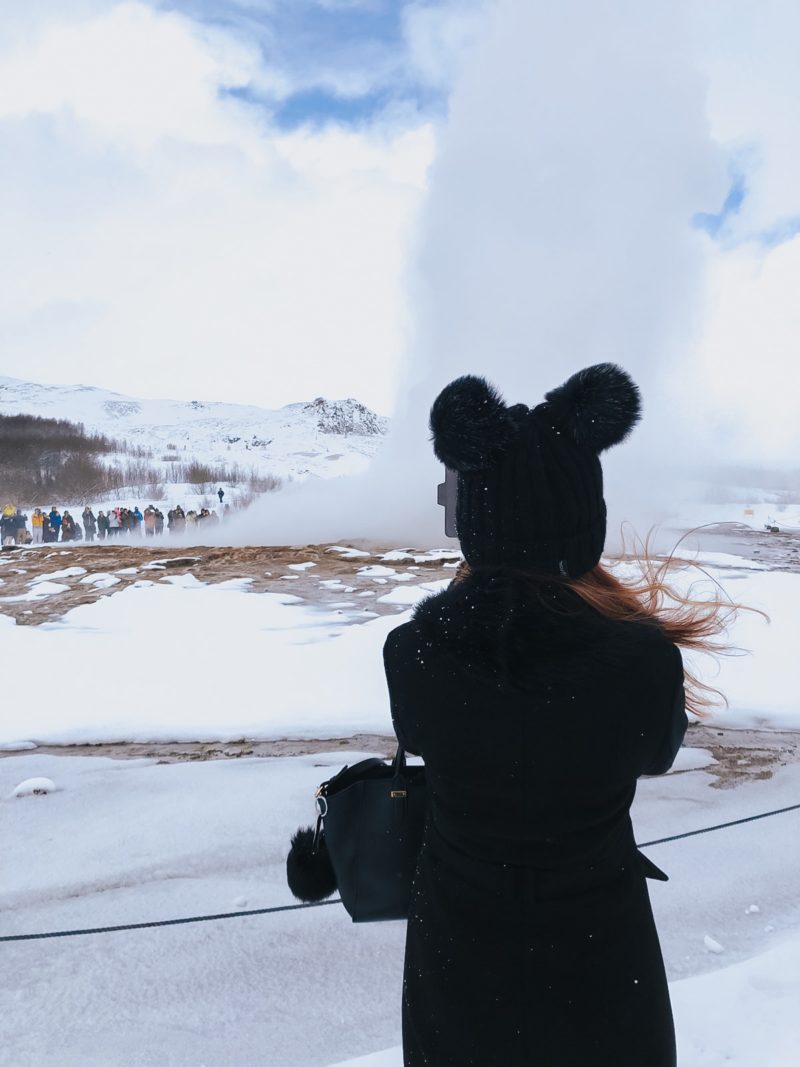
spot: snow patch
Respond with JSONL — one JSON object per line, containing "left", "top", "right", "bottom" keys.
{"left": 357, "top": 565, "right": 397, "bottom": 578}
{"left": 326, "top": 546, "right": 371, "bottom": 559}
{"left": 667, "top": 748, "right": 717, "bottom": 773}
{"left": 2, "top": 581, "right": 70, "bottom": 601}
{"left": 11, "top": 776, "right": 57, "bottom": 798}
{"left": 79, "top": 573, "right": 121, "bottom": 589}
{"left": 31, "top": 566, "right": 87, "bottom": 583}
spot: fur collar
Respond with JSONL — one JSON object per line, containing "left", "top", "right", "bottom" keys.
{"left": 411, "top": 568, "right": 657, "bottom": 685}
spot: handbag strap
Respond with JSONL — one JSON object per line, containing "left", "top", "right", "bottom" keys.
{"left": 320, "top": 757, "right": 386, "bottom": 797}
{"left": 391, "top": 746, "right": 408, "bottom": 777}
{"left": 318, "top": 747, "right": 410, "bottom": 799}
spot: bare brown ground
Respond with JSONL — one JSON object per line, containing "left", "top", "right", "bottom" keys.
{"left": 4, "top": 734, "right": 398, "bottom": 764}
{"left": 7, "top": 727, "right": 799, "bottom": 790}
{"left": 684, "top": 724, "right": 800, "bottom": 789}
{"left": 0, "top": 540, "right": 456, "bottom": 626}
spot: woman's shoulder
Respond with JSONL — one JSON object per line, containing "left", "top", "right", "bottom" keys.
{"left": 383, "top": 619, "right": 425, "bottom": 663}
{"left": 386, "top": 572, "right": 683, "bottom": 686}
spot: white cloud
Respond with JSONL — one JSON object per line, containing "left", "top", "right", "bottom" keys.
{"left": 689, "top": 236, "right": 800, "bottom": 464}
{"left": 693, "top": 0, "right": 800, "bottom": 237}
{"left": 402, "top": 0, "right": 485, "bottom": 90}
{"left": 681, "top": 0, "right": 800, "bottom": 465}
{"left": 0, "top": 2, "right": 434, "bottom": 412}
{"left": 0, "top": 3, "right": 264, "bottom": 157}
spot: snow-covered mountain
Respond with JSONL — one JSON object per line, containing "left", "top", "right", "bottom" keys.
{"left": 0, "top": 375, "right": 388, "bottom": 484}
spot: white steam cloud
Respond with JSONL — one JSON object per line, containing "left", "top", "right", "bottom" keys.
{"left": 230, "top": 0, "right": 725, "bottom": 549}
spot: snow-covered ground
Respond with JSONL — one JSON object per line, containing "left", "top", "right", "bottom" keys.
{"left": 2, "top": 749, "right": 799, "bottom": 1066}
{"left": 0, "top": 551, "right": 796, "bottom": 747}
{"left": 1, "top": 547, "right": 799, "bottom": 1065}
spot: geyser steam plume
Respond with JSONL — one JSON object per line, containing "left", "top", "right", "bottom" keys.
{"left": 232, "top": 0, "right": 724, "bottom": 549}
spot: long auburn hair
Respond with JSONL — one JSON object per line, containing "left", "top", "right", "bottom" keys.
{"left": 457, "top": 529, "right": 766, "bottom": 719}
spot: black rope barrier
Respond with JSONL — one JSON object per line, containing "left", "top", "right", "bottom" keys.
{"left": 0, "top": 898, "right": 343, "bottom": 943}
{"left": 3, "top": 800, "right": 798, "bottom": 943}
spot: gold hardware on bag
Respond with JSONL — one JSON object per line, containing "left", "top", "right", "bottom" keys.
{"left": 390, "top": 790, "right": 407, "bottom": 798}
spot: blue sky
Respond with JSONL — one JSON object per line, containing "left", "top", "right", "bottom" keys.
{"left": 158, "top": 0, "right": 451, "bottom": 127}
{"left": 695, "top": 169, "right": 800, "bottom": 249}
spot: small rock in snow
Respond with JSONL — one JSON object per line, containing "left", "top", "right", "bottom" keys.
{"left": 13, "top": 776, "right": 57, "bottom": 798}
{"left": 703, "top": 935, "right": 725, "bottom": 954}
{"left": 232, "top": 896, "right": 248, "bottom": 909}
{"left": 765, "top": 924, "right": 775, "bottom": 933}
{"left": 746, "top": 904, "right": 761, "bottom": 914}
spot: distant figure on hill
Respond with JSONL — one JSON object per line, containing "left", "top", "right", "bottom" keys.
{"left": 60, "top": 511, "right": 76, "bottom": 542}
{"left": 31, "top": 508, "right": 44, "bottom": 544}
{"left": 82, "top": 507, "right": 97, "bottom": 543}
{"left": 13, "top": 509, "right": 28, "bottom": 545}
{"left": 41, "top": 513, "right": 55, "bottom": 543}
{"left": 48, "top": 508, "right": 62, "bottom": 540}
{"left": 1, "top": 507, "right": 15, "bottom": 546}
{"left": 168, "top": 506, "right": 185, "bottom": 534}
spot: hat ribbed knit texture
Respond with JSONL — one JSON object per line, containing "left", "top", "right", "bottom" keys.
{"left": 455, "top": 407, "right": 606, "bottom": 577}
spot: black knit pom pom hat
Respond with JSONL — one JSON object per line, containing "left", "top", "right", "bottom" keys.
{"left": 429, "top": 363, "right": 642, "bottom": 577}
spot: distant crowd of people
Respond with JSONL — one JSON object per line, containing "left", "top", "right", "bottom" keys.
{"left": 2, "top": 502, "right": 225, "bottom": 545}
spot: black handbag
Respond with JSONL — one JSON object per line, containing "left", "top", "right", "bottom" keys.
{"left": 286, "top": 747, "right": 427, "bottom": 922}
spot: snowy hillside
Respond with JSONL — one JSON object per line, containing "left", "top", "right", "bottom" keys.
{"left": 0, "top": 376, "right": 388, "bottom": 485}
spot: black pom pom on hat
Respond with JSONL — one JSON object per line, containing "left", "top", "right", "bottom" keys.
{"left": 429, "top": 374, "right": 518, "bottom": 472}
{"left": 542, "top": 362, "right": 641, "bottom": 452}
{"left": 286, "top": 826, "right": 338, "bottom": 903}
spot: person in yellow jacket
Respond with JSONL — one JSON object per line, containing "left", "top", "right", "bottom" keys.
{"left": 31, "top": 508, "right": 44, "bottom": 544}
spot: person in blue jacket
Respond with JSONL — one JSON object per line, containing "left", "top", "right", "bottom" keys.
{"left": 48, "top": 507, "right": 63, "bottom": 538}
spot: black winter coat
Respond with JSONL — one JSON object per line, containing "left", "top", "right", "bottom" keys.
{"left": 383, "top": 569, "right": 687, "bottom": 1067}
